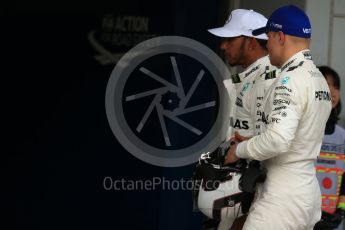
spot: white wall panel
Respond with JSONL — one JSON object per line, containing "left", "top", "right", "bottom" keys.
{"left": 306, "top": 0, "right": 331, "bottom": 66}
{"left": 330, "top": 17, "right": 345, "bottom": 124}
{"left": 334, "top": 0, "right": 345, "bottom": 14}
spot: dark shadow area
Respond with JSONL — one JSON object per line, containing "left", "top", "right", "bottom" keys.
{"left": 5, "top": 0, "right": 232, "bottom": 229}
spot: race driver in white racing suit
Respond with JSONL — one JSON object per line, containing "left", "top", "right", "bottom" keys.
{"left": 225, "top": 5, "right": 332, "bottom": 230}
{"left": 207, "top": 9, "right": 276, "bottom": 230}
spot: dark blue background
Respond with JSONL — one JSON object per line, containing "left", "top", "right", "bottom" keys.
{"left": 5, "top": 0, "right": 229, "bottom": 229}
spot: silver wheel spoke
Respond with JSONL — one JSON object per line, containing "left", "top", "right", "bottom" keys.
{"left": 157, "top": 105, "right": 171, "bottom": 146}
{"left": 173, "top": 101, "right": 216, "bottom": 115}
{"left": 164, "top": 111, "right": 202, "bottom": 135}
{"left": 140, "top": 67, "right": 178, "bottom": 91}
{"left": 126, "top": 87, "right": 167, "bottom": 101}
{"left": 136, "top": 95, "right": 160, "bottom": 133}
{"left": 179, "top": 69, "right": 205, "bottom": 108}
{"left": 170, "top": 56, "right": 185, "bottom": 97}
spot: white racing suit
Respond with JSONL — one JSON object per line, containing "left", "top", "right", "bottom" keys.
{"left": 219, "top": 56, "right": 276, "bottom": 230}
{"left": 236, "top": 50, "right": 332, "bottom": 230}
{"left": 224, "top": 55, "right": 276, "bottom": 139}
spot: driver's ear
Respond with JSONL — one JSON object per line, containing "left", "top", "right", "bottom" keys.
{"left": 247, "top": 37, "right": 256, "bottom": 51}
{"left": 278, "top": 31, "right": 285, "bottom": 45}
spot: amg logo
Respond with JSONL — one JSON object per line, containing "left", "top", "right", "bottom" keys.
{"left": 315, "top": 91, "right": 331, "bottom": 101}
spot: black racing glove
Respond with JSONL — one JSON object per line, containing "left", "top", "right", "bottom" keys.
{"left": 314, "top": 210, "right": 344, "bottom": 230}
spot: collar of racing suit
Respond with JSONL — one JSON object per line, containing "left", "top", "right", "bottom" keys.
{"left": 237, "top": 55, "right": 271, "bottom": 82}
{"left": 279, "top": 49, "right": 312, "bottom": 72}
